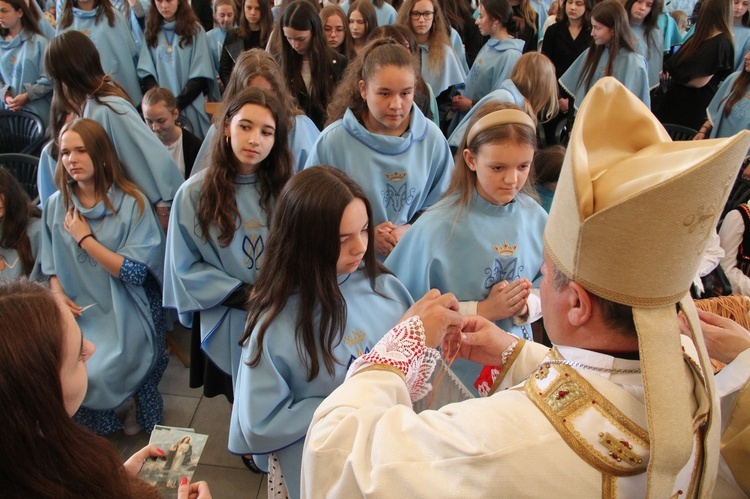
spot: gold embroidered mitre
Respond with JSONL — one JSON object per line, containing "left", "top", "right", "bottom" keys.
{"left": 543, "top": 77, "right": 750, "bottom": 497}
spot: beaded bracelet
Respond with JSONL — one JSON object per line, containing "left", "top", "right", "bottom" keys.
{"left": 77, "top": 233, "right": 94, "bottom": 248}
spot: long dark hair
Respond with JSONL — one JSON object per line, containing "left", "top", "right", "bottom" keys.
{"left": 58, "top": 0, "right": 117, "bottom": 30}
{"left": 0, "top": 0, "right": 43, "bottom": 37}
{"left": 242, "top": 166, "right": 388, "bottom": 381}
{"left": 237, "top": 0, "right": 272, "bottom": 45}
{"left": 672, "top": 0, "right": 732, "bottom": 64}
{"left": 280, "top": 0, "right": 339, "bottom": 121}
{"left": 45, "top": 31, "right": 133, "bottom": 117}
{"left": 0, "top": 280, "right": 160, "bottom": 498}
{"left": 0, "top": 170, "right": 40, "bottom": 277}
{"left": 723, "top": 67, "right": 750, "bottom": 115}
{"left": 55, "top": 119, "right": 146, "bottom": 217}
{"left": 578, "top": 0, "right": 636, "bottom": 90}
{"left": 145, "top": 0, "right": 200, "bottom": 48}
{"left": 558, "top": 0, "right": 593, "bottom": 29}
{"left": 624, "top": 0, "right": 663, "bottom": 57}
{"left": 197, "top": 87, "right": 293, "bottom": 247}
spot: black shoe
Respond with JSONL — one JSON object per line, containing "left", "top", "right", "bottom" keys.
{"left": 241, "top": 455, "right": 263, "bottom": 474}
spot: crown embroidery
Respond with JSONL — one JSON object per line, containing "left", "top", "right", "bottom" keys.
{"left": 476, "top": 58, "right": 483, "bottom": 65}
{"left": 493, "top": 242, "right": 517, "bottom": 256}
{"left": 243, "top": 219, "right": 264, "bottom": 231}
{"left": 385, "top": 171, "right": 407, "bottom": 182}
{"left": 599, "top": 432, "right": 643, "bottom": 466}
{"left": 82, "top": 29, "right": 91, "bottom": 36}
{"left": 343, "top": 329, "right": 365, "bottom": 347}
{"left": 8, "top": 55, "right": 16, "bottom": 64}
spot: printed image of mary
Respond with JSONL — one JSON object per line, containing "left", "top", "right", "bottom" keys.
{"left": 164, "top": 436, "right": 193, "bottom": 488}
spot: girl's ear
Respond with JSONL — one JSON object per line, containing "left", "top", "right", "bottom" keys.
{"left": 358, "top": 79, "right": 367, "bottom": 101}
{"left": 463, "top": 148, "right": 478, "bottom": 171}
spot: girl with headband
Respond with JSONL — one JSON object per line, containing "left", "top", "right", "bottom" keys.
{"left": 385, "top": 103, "right": 546, "bottom": 395}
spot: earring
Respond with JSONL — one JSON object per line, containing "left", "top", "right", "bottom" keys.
{"left": 225, "top": 135, "right": 230, "bottom": 146}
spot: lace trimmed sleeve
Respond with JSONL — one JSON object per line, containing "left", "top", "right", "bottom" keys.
{"left": 346, "top": 316, "right": 441, "bottom": 402}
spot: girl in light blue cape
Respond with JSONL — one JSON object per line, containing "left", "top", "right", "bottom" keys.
{"left": 449, "top": 52, "right": 559, "bottom": 149}
{"left": 626, "top": 0, "right": 664, "bottom": 90}
{"left": 41, "top": 118, "right": 167, "bottom": 436}
{"left": 206, "top": 0, "right": 236, "bottom": 77}
{"left": 397, "top": 0, "right": 465, "bottom": 97}
{"left": 450, "top": 0, "right": 524, "bottom": 135}
{"left": 733, "top": 0, "right": 750, "bottom": 69}
{"left": 0, "top": 168, "right": 42, "bottom": 281}
{"left": 55, "top": 0, "right": 143, "bottom": 105}
{"left": 386, "top": 103, "right": 546, "bottom": 395}
{"left": 697, "top": 64, "right": 750, "bottom": 139}
{"left": 0, "top": 0, "right": 51, "bottom": 127}
{"left": 45, "top": 31, "right": 184, "bottom": 207}
{"left": 138, "top": 0, "right": 218, "bottom": 140}
{"left": 191, "top": 48, "right": 320, "bottom": 175}
{"left": 163, "top": 87, "right": 294, "bottom": 399}
{"left": 341, "top": 0, "right": 398, "bottom": 26}
{"left": 306, "top": 40, "right": 453, "bottom": 260}
{"left": 229, "top": 166, "right": 413, "bottom": 499}
{"left": 559, "top": 0, "right": 650, "bottom": 109}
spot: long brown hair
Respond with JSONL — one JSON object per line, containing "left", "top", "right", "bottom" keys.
{"left": 0, "top": 170, "right": 40, "bottom": 276}
{"left": 197, "top": 87, "right": 293, "bottom": 247}
{"left": 280, "top": 0, "right": 339, "bottom": 122}
{"left": 221, "top": 48, "right": 303, "bottom": 125}
{"left": 237, "top": 0, "right": 273, "bottom": 45}
{"left": 326, "top": 38, "right": 420, "bottom": 126}
{"left": 512, "top": 0, "right": 538, "bottom": 35}
{"left": 624, "top": 0, "right": 663, "bottom": 57}
{"left": 242, "top": 166, "right": 389, "bottom": 381}
{"left": 397, "top": 0, "right": 452, "bottom": 73}
{"left": 672, "top": 0, "right": 733, "bottom": 64}
{"left": 557, "top": 0, "right": 593, "bottom": 29}
{"left": 45, "top": 31, "right": 133, "bottom": 117}
{"left": 55, "top": 119, "right": 146, "bottom": 217}
{"left": 447, "top": 102, "right": 538, "bottom": 220}
{"left": 0, "top": 0, "right": 43, "bottom": 37}
{"left": 58, "top": 0, "right": 117, "bottom": 30}
{"left": 0, "top": 280, "right": 159, "bottom": 498}
{"left": 579, "top": 0, "right": 636, "bottom": 90}
{"left": 349, "top": 0, "right": 379, "bottom": 58}
{"left": 145, "top": 0, "right": 200, "bottom": 48}
{"left": 723, "top": 67, "right": 750, "bottom": 115}
{"left": 320, "top": 5, "right": 353, "bottom": 58}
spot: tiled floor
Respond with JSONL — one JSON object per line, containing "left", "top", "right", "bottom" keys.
{"left": 106, "top": 326, "right": 267, "bottom": 498}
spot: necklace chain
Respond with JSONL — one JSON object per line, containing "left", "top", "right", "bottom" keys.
{"left": 541, "top": 359, "right": 642, "bottom": 375}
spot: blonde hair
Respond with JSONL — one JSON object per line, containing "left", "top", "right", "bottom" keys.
{"left": 510, "top": 52, "right": 559, "bottom": 122}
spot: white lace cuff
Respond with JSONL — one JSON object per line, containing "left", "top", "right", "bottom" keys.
{"left": 347, "top": 316, "right": 440, "bottom": 402}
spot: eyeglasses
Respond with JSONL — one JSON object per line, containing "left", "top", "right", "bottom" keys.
{"left": 410, "top": 10, "right": 434, "bottom": 20}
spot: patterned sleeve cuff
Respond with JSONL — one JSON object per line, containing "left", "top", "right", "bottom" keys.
{"left": 347, "top": 316, "right": 440, "bottom": 402}
{"left": 118, "top": 258, "right": 148, "bottom": 286}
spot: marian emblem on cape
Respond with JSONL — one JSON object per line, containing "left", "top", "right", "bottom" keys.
{"left": 241, "top": 219, "right": 265, "bottom": 270}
